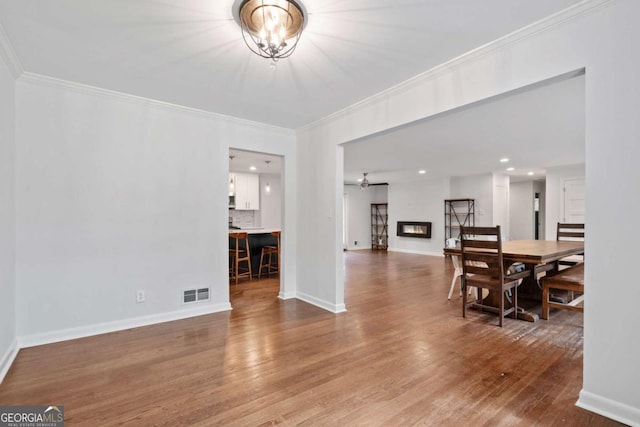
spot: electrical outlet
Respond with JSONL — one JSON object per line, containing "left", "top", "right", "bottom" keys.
{"left": 136, "top": 290, "right": 145, "bottom": 303}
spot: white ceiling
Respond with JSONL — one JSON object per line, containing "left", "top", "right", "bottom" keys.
{"left": 344, "top": 74, "right": 585, "bottom": 184}
{"left": 0, "top": 0, "right": 586, "bottom": 184}
{"left": 229, "top": 149, "right": 281, "bottom": 175}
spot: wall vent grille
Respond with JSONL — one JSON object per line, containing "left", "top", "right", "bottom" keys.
{"left": 183, "top": 288, "right": 210, "bottom": 304}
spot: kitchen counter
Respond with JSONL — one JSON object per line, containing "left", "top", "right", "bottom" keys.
{"left": 229, "top": 228, "right": 280, "bottom": 235}
{"left": 229, "top": 230, "right": 280, "bottom": 277}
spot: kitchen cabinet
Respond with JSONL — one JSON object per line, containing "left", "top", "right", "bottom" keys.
{"left": 233, "top": 173, "right": 260, "bottom": 210}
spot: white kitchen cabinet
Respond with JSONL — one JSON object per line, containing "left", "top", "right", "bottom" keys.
{"left": 234, "top": 173, "right": 260, "bottom": 210}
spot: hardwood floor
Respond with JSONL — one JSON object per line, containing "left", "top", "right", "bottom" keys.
{"left": 0, "top": 251, "right": 623, "bottom": 426}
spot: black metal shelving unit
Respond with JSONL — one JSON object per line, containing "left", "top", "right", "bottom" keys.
{"left": 371, "top": 203, "right": 389, "bottom": 250}
{"left": 444, "top": 198, "right": 475, "bottom": 245}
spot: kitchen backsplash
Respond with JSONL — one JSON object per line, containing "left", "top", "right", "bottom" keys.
{"left": 229, "top": 210, "right": 255, "bottom": 228}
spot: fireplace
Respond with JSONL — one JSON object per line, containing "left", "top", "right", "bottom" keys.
{"left": 397, "top": 221, "right": 432, "bottom": 238}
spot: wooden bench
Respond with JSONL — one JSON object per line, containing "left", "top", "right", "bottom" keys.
{"left": 541, "top": 263, "right": 584, "bottom": 320}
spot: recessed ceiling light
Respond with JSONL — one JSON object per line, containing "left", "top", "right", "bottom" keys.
{"left": 249, "top": 166, "right": 257, "bottom": 171}
{"left": 500, "top": 158, "right": 509, "bottom": 163}
{"left": 418, "top": 170, "right": 426, "bottom": 174}
{"left": 528, "top": 171, "right": 534, "bottom": 176}
{"left": 357, "top": 178, "right": 363, "bottom": 182}
{"left": 506, "top": 167, "right": 515, "bottom": 171}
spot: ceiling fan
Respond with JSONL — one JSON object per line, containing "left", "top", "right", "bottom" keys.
{"left": 359, "top": 172, "right": 387, "bottom": 189}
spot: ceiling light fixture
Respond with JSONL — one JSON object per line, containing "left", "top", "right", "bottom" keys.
{"left": 528, "top": 171, "right": 534, "bottom": 176}
{"left": 506, "top": 167, "right": 515, "bottom": 171}
{"left": 235, "top": 0, "right": 307, "bottom": 64}
{"left": 500, "top": 158, "right": 510, "bottom": 163}
{"left": 360, "top": 172, "right": 370, "bottom": 190}
{"left": 250, "top": 166, "right": 257, "bottom": 171}
{"left": 229, "top": 155, "right": 236, "bottom": 196}
{"left": 265, "top": 160, "right": 271, "bottom": 193}
{"left": 418, "top": 170, "right": 426, "bottom": 174}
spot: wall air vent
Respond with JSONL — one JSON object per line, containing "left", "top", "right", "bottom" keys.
{"left": 183, "top": 287, "right": 210, "bottom": 304}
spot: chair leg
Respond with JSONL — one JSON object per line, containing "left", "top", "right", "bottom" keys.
{"left": 235, "top": 255, "right": 239, "bottom": 285}
{"left": 229, "top": 254, "right": 236, "bottom": 283}
{"left": 269, "top": 252, "right": 276, "bottom": 275}
{"left": 468, "top": 285, "right": 477, "bottom": 300}
{"left": 258, "top": 249, "right": 265, "bottom": 279}
{"left": 499, "top": 290, "right": 504, "bottom": 327}
{"left": 462, "top": 278, "right": 467, "bottom": 318}
{"left": 448, "top": 271, "right": 461, "bottom": 300}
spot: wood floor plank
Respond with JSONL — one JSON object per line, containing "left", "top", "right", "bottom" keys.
{"left": 0, "top": 251, "right": 623, "bottom": 426}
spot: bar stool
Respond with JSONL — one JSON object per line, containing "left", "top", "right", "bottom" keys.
{"left": 258, "top": 231, "right": 280, "bottom": 279}
{"left": 229, "top": 232, "right": 252, "bottom": 285}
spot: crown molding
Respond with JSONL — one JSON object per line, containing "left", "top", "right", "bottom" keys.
{"left": 18, "top": 72, "right": 296, "bottom": 136}
{"left": 0, "top": 22, "right": 24, "bottom": 78}
{"left": 299, "top": 0, "right": 612, "bottom": 133}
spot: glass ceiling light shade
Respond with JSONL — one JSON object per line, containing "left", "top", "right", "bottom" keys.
{"left": 264, "top": 160, "right": 271, "bottom": 193}
{"left": 360, "top": 173, "right": 370, "bottom": 190}
{"left": 236, "top": 0, "right": 306, "bottom": 61}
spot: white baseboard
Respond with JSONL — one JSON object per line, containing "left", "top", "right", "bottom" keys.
{"left": 296, "top": 291, "right": 347, "bottom": 314}
{"left": 388, "top": 247, "right": 445, "bottom": 257}
{"left": 0, "top": 338, "right": 19, "bottom": 384}
{"left": 278, "top": 290, "right": 296, "bottom": 300}
{"left": 18, "top": 302, "right": 232, "bottom": 349}
{"left": 346, "top": 246, "right": 371, "bottom": 251}
{"left": 577, "top": 389, "right": 640, "bottom": 426}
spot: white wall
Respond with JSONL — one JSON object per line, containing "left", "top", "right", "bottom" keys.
{"left": 387, "top": 178, "right": 449, "bottom": 255}
{"left": 14, "top": 75, "right": 296, "bottom": 344}
{"left": 0, "top": 43, "right": 17, "bottom": 382}
{"left": 296, "top": 1, "right": 640, "bottom": 423}
{"left": 450, "top": 173, "right": 494, "bottom": 226}
{"left": 545, "top": 163, "right": 585, "bottom": 239}
{"left": 295, "top": 133, "right": 344, "bottom": 313}
{"left": 533, "top": 179, "right": 546, "bottom": 239}
{"left": 259, "top": 173, "right": 281, "bottom": 229}
{"left": 493, "top": 174, "right": 510, "bottom": 239}
{"left": 510, "top": 181, "right": 534, "bottom": 240}
{"left": 344, "top": 184, "right": 375, "bottom": 250}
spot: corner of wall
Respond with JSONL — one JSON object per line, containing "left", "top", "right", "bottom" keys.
{"left": 0, "top": 22, "right": 24, "bottom": 78}
{"left": 0, "top": 338, "right": 18, "bottom": 384}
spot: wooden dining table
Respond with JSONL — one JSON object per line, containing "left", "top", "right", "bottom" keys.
{"left": 444, "top": 239, "right": 584, "bottom": 322}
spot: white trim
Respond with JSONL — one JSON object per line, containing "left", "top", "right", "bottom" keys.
{"left": 577, "top": 390, "right": 640, "bottom": 427}
{"left": 346, "top": 246, "right": 372, "bottom": 251}
{"left": 278, "top": 290, "right": 296, "bottom": 300}
{"left": 296, "top": 292, "right": 347, "bottom": 314}
{"left": 18, "top": 303, "right": 232, "bottom": 349}
{"left": 0, "top": 338, "right": 19, "bottom": 384}
{"left": 18, "top": 72, "right": 295, "bottom": 136}
{"left": 388, "top": 248, "right": 445, "bottom": 257}
{"left": 0, "top": 22, "right": 23, "bottom": 78}
{"left": 298, "top": 0, "right": 612, "bottom": 133}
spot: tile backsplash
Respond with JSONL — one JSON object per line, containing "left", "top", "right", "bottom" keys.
{"left": 229, "top": 210, "right": 255, "bottom": 228}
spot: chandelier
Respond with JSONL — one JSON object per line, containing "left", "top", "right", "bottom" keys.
{"left": 236, "top": 0, "right": 307, "bottom": 62}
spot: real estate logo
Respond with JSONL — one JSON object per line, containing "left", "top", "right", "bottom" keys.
{"left": 0, "top": 405, "right": 64, "bottom": 427}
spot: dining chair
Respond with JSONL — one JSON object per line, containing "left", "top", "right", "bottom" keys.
{"left": 446, "top": 238, "right": 477, "bottom": 301}
{"left": 229, "top": 232, "right": 252, "bottom": 285}
{"left": 460, "top": 225, "right": 528, "bottom": 327}
{"left": 258, "top": 231, "right": 280, "bottom": 278}
{"left": 557, "top": 222, "right": 585, "bottom": 267}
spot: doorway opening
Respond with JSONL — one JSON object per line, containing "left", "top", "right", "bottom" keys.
{"left": 535, "top": 192, "right": 541, "bottom": 239}
{"left": 228, "top": 148, "right": 283, "bottom": 308}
